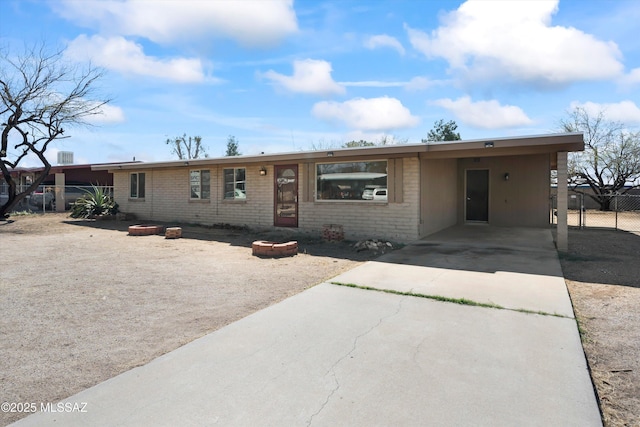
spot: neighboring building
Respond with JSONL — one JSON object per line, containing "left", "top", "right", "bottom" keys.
{"left": 6, "top": 162, "right": 118, "bottom": 188}
{"left": 2, "top": 162, "right": 137, "bottom": 211}
{"left": 551, "top": 185, "right": 640, "bottom": 210}
{"left": 94, "top": 133, "right": 583, "bottom": 244}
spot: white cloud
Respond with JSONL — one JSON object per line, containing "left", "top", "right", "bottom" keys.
{"left": 620, "top": 68, "right": 640, "bottom": 86}
{"left": 364, "top": 34, "right": 405, "bottom": 55}
{"left": 312, "top": 97, "right": 419, "bottom": 131}
{"left": 406, "top": 0, "right": 623, "bottom": 85}
{"left": 262, "top": 59, "right": 345, "bottom": 96}
{"left": 405, "top": 76, "right": 436, "bottom": 91}
{"left": 86, "top": 103, "right": 126, "bottom": 124}
{"left": 56, "top": 0, "right": 297, "bottom": 47}
{"left": 339, "top": 76, "right": 443, "bottom": 90}
{"left": 569, "top": 100, "right": 640, "bottom": 124}
{"left": 432, "top": 96, "right": 532, "bottom": 129}
{"left": 340, "top": 81, "right": 404, "bottom": 88}
{"left": 65, "top": 35, "right": 207, "bottom": 83}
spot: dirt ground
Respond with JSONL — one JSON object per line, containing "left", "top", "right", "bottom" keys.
{"left": 559, "top": 228, "right": 640, "bottom": 427}
{"left": 1, "top": 215, "right": 638, "bottom": 426}
{"left": 0, "top": 213, "right": 384, "bottom": 426}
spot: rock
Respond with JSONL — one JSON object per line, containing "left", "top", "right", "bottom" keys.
{"left": 353, "top": 239, "right": 394, "bottom": 254}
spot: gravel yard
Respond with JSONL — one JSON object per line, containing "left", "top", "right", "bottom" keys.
{"left": 1, "top": 214, "right": 638, "bottom": 426}
{"left": 559, "top": 228, "right": 640, "bottom": 427}
{"left": 0, "top": 214, "right": 379, "bottom": 425}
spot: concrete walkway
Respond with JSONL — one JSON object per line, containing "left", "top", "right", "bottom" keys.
{"left": 14, "top": 226, "right": 602, "bottom": 426}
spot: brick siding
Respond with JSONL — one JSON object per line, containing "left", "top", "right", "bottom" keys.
{"left": 112, "top": 157, "right": 421, "bottom": 242}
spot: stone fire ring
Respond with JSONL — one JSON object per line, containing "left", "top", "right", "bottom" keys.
{"left": 128, "top": 224, "right": 165, "bottom": 236}
{"left": 252, "top": 240, "right": 298, "bottom": 257}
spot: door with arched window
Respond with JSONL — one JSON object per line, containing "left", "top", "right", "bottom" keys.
{"left": 274, "top": 165, "right": 298, "bottom": 227}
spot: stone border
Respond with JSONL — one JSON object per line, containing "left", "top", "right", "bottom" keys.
{"left": 252, "top": 240, "right": 298, "bottom": 257}
{"left": 165, "top": 227, "right": 182, "bottom": 239}
{"left": 128, "top": 224, "right": 165, "bottom": 236}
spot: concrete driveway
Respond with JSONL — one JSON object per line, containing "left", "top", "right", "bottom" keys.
{"left": 335, "top": 226, "right": 574, "bottom": 317}
{"left": 13, "top": 226, "right": 602, "bottom": 426}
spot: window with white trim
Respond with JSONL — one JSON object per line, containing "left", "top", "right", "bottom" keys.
{"left": 223, "top": 168, "right": 246, "bottom": 200}
{"left": 316, "top": 161, "right": 387, "bottom": 201}
{"left": 130, "top": 172, "right": 145, "bottom": 198}
{"left": 190, "top": 170, "right": 210, "bottom": 200}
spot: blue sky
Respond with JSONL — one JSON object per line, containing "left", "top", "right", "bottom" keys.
{"left": 2, "top": 0, "right": 640, "bottom": 166}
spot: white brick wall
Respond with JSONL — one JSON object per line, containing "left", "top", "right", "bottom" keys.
{"left": 112, "top": 157, "right": 422, "bottom": 242}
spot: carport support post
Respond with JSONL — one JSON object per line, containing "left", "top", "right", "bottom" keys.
{"left": 556, "top": 152, "right": 568, "bottom": 252}
{"left": 55, "top": 173, "right": 65, "bottom": 213}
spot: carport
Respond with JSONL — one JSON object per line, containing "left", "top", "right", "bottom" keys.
{"left": 418, "top": 134, "right": 580, "bottom": 251}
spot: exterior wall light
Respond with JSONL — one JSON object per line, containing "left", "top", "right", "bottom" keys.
{"left": 327, "top": 151, "right": 334, "bottom": 157}
{"left": 484, "top": 141, "right": 494, "bottom": 148}
{"left": 504, "top": 172, "right": 510, "bottom": 181}
{"left": 259, "top": 167, "right": 267, "bottom": 176}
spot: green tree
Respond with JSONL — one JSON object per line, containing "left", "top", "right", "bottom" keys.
{"left": 1, "top": 44, "right": 108, "bottom": 218}
{"left": 422, "top": 119, "right": 461, "bottom": 142}
{"left": 225, "top": 135, "right": 241, "bottom": 156}
{"left": 560, "top": 106, "right": 640, "bottom": 210}
{"left": 166, "top": 134, "right": 207, "bottom": 159}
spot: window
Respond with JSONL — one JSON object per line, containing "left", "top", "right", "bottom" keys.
{"left": 130, "top": 172, "right": 145, "bottom": 198}
{"left": 223, "top": 168, "right": 246, "bottom": 200}
{"left": 316, "top": 161, "right": 387, "bottom": 201}
{"left": 190, "top": 170, "right": 210, "bottom": 200}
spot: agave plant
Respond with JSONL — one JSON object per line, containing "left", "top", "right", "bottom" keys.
{"left": 69, "top": 185, "right": 119, "bottom": 219}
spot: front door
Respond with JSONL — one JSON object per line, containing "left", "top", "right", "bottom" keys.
{"left": 274, "top": 165, "right": 298, "bottom": 227}
{"left": 466, "top": 169, "right": 489, "bottom": 222}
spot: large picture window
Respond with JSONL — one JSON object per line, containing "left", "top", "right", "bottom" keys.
{"left": 130, "top": 172, "right": 145, "bottom": 199}
{"left": 190, "top": 170, "right": 210, "bottom": 200}
{"left": 316, "top": 161, "right": 387, "bottom": 201}
{"left": 223, "top": 168, "right": 246, "bottom": 199}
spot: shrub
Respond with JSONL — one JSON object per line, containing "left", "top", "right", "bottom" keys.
{"left": 69, "top": 185, "right": 119, "bottom": 218}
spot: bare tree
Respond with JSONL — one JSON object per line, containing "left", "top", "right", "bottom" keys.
{"left": 342, "top": 140, "right": 375, "bottom": 148}
{"left": 310, "top": 134, "right": 408, "bottom": 151}
{"left": 308, "top": 138, "right": 339, "bottom": 151}
{"left": 165, "top": 134, "right": 207, "bottom": 159}
{"left": 560, "top": 106, "right": 640, "bottom": 210}
{"left": 0, "top": 44, "right": 108, "bottom": 218}
{"left": 377, "top": 134, "right": 408, "bottom": 145}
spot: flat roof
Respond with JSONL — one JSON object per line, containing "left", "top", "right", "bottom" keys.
{"left": 9, "top": 161, "right": 141, "bottom": 174}
{"left": 93, "top": 132, "right": 584, "bottom": 171}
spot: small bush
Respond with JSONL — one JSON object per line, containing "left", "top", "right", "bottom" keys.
{"left": 69, "top": 186, "right": 119, "bottom": 219}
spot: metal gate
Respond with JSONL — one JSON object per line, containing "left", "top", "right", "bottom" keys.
{"left": 551, "top": 193, "right": 640, "bottom": 232}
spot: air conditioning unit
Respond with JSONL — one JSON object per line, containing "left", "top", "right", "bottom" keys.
{"left": 57, "top": 151, "right": 74, "bottom": 165}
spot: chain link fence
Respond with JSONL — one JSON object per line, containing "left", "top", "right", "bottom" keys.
{"left": 551, "top": 192, "right": 640, "bottom": 232}
{"left": 1, "top": 183, "right": 113, "bottom": 213}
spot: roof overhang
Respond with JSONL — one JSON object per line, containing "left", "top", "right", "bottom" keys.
{"left": 92, "top": 133, "right": 584, "bottom": 172}
{"left": 8, "top": 161, "right": 141, "bottom": 175}
{"left": 420, "top": 132, "right": 584, "bottom": 159}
